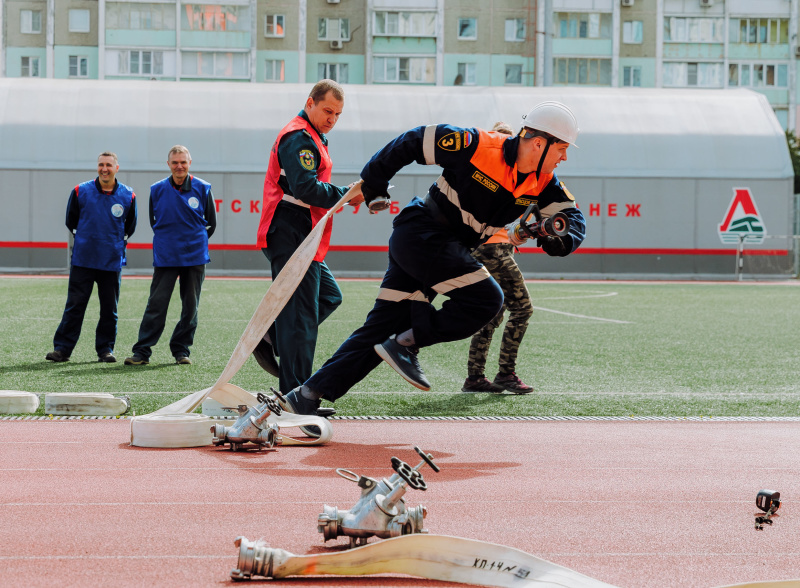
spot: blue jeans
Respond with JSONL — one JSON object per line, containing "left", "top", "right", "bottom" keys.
{"left": 53, "top": 265, "right": 121, "bottom": 356}
{"left": 132, "top": 265, "right": 205, "bottom": 360}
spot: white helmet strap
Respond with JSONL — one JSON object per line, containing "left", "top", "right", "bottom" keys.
{"left": 521, "top": 128, "right": 556, "bottom": 179}
{"left": 536, "top": 135, "right": 554, "bottom": 179}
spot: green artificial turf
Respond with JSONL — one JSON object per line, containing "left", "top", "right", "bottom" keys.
{"left": 2, "top": 276, "right": 800, "bottom": 417}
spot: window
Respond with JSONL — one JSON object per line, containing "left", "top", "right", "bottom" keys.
{"left": 182, "top": 5, "right": 250, "bottom": 32}
{"left": 663, "top": 62, "right": 723, "bottom": 87}
{"left": 117, "top": 50, "right": 163, "bottom": 75}
{"left": 69, "top": 56, "right": 89, "bottom": 78}
{"left": 319, "top": 18, "right": 350, "bottom": 41}
{"left": 318, "top": 63, "right": 348, "bottom": 83}
{"left": 20, "top": 9, "right": 42, "bottom": 34}
{"left": 728, "top": 62, "right": 788, "bottom": 88}
{"left": 106, "top": 3, "right": 176, "bottom": 30}
{"left": 374, "top": 12, "right": 436, "bottom": 36}
{"left": 556, "top": 13, "right": 611, "bottom": 39}
{"left": 623, "top": 21, "right": 643, "bottom": 44}
{"left": 69, "top": 9, "right": 91, "bottom": 33}
{"left": 555, "top": 58, "right": 612, "bottom": 85}
{"left": 182, "top": 51, "right": 249, "bottom": 78}
{"left": 455, "top": 62, "right": 476, "bottom": 85}
{"left": 458, "top": 18, "right": 477, "bottom": 40}
{"left": 664, "top": 17, "right": 724, "bottom": 43}
{"left": 729, "top": 18, "right": 789, "bottom": 44}
{"left": 265, "top": 14, "right": 284, "bottom": 37}
{"left": 623, "top": 65, "right": 641, "bottom": 87}
{"left": 265, "top": 59, "right": 285, "bottom": 82}
{"left": 373, "top": 56, "right": 435, "bottom": 83}
{"left": 505, "top": 64, "right": 522, "bottom": 85}
{"left": 505, "top": 19, "right": 525, "bottom": 42}
{"left": 21, "top": 56, "right": 40, "bottom": 77}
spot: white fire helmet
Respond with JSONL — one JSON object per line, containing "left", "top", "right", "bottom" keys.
{"left": 521, "top": 101, "right": 579, "bottom": 147}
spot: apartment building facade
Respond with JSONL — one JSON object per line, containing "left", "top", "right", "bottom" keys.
{"left": 1, "top": 0, "right": 798, "bottom": 128}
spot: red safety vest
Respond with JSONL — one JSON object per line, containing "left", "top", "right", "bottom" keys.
{"left": 256, "top": 116, "right": 334, "bottom": 262}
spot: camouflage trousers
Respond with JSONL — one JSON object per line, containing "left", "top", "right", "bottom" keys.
{"left": 467, "top": 243, "right": 533, "bottom": 376}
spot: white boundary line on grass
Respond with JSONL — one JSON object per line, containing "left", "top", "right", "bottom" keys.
{"left": 532, "top": 305, "right": 631, "bottom": 324}
{"left": 530, "top": 288, "right": 631, "bottom": 324}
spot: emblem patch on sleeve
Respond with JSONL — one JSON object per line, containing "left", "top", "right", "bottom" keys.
{"left": 437, "top": 132, "right": 462, "bottom": 151}
{"left": 560, "top": 181, "right": 575, "bottom": 201}
{"left": 299, "top": 149, "right": 316, "bottom": 171}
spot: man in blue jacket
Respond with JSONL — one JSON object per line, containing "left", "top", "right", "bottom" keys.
{"left": 46, "top": 152, "right": 137, "bottom": 363}
{"left": 125, "top": 145, "right": 216, "bottom": 366}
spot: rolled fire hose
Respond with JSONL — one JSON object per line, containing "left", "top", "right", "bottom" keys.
{"left": 0, "top": 390, "right": 40, "bottom": 414}
{"left": 131, "top": 183, "right": 362, "bottom": 448}
{"left": 131, "top": 384, "right": 333, "bottom": 448}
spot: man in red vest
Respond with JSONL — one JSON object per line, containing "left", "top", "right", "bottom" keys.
{"left": 254, "top": 79, "right": 360, "bottom": 397}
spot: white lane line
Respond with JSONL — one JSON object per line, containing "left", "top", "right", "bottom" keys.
{"left": 532, "top": 306, "right": 631, "bottom": 324}
{"left": 537, "top": 291, "right": 620, "bottom": 301}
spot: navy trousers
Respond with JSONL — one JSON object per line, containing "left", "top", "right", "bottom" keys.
{"left": 264, "top": 202, "right": 343, "bottom": 394}
{"left": 132, "top": 265, "right": 205, "bottom": 360}
{"left": 53, "top": 265, "right": 121, "bottom": 357}
{"left": 306, "top": 204, "right": 503, "bottom": 402}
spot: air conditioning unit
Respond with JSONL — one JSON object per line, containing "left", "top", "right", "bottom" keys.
{"left": 621, "top": 0, "right": 634, "bottom": 7}
{"left": 330, "top": 40, "right": 343, "bottom": 49}
{"left": 327, "top": 0, "right": 340, "bottom": 3}
{"left": 700, "top": 0, "right": 713, "bottom": 7}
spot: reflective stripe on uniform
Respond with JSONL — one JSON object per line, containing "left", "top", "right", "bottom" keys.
{"left": 434, "top": 176, "right": 504, "bottom": 239}
{"left": 377, "top": 288, "right": 430, "bottom": 303}
{"left": 282, "top": 194, "right": 310, "bottom": 208}
{"left": 432, "top": 266, "right": 491, "bottom": 294}
{"left": 540, "top": 200, "right": 575, "bottom": 216}
{"left": 422, "top": 125, "right": 438, "bottom": 165}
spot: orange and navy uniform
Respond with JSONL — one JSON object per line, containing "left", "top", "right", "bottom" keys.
{"left": 360, "top": 124, "right": 585, "bottom": 252}
{"left": 305, "top": 125, "right": 584, "bottom": 403}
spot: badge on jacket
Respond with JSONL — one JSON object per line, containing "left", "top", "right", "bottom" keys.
{"left": 299, "top": 149, "right": 316, "bottom": 171}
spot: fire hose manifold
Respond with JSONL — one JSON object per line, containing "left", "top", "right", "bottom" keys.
{"left": 210, "top": 391, "right": 282, "bottom": 452}
{"left": 315, "top": 445, "right": 440, "bottom": 548}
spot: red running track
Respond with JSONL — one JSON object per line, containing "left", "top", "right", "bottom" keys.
{"left": 1, "top": 419, "right": 798, "bottom": 588}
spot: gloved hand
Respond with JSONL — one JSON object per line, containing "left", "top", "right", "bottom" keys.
{"left": 361, "top": 183, "right": 390, "bottom": 212}
{"left": 506, "top": 218, "right": 527, "bottom": 247}
{"left": 538, "top": 236, "right": 569, "bottom": 257}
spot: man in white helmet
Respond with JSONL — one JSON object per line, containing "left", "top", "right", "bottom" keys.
{"left": 276, "top": 100, "right": 586, "bottom": 421}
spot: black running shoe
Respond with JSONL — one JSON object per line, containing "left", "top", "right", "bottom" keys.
{"left": 276, "top": 388, "right": 335, "bottom": 438}
{"left": 374, "top": 335, "right": 431, "bottom": 391}
{"left": 252, "top": 338, "right": 279, "bottom": 377}
{"left": 493, "top": 372, "right": 534, "bottom": 394}
{"left": 461, "top": 375, "right": 504, "bottom": 393}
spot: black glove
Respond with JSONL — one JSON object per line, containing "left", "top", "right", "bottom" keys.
{"left": 361, "top": 183, "right": 390, "bottom": 212}
{"left": 538, "top": 236, "right": 569, "bottom": 257}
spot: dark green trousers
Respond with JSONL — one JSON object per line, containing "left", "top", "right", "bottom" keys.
{"left": 264, "top": 202, "right": 343, "bottom": 393}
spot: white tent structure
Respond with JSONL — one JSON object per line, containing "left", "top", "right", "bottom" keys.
{"left": 0, "top": 79, "right": 794, "bottom": 278}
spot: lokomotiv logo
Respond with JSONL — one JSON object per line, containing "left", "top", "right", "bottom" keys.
{"left": 718, "top": 188, "right": 766, "bottom": 245}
